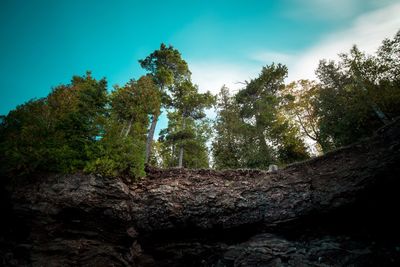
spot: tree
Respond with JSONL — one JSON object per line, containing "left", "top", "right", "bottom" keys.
{"left": 282, "top": 80, "right": 324, "bottom": 153}
{"left": 236, "top": 64, "right": 308, "bottom": 167}
{"left": 169, "top": 80, "right": 215, "bottom": 167}
{"left": 212, "top": 65, "right": 309, "bottom": 170}
{"left": 48, "top": 71, "right": 108, "bottom": 170}
{"left": 110, "top": 75, "right": 161, "bottom": 138}
{"left": 158, "top": 111, "right": 212, "bottom": 168}
{"left": 268, "top": 112, "right": 309, "bottom": 163}
{"left": 139, "top": 44, "right": 191, "bottom": 164}
{"left": 0, "top": 98, "right": 50, "bottom": 175}
{"left": 156, "top": 78, "right": 215, "bottom": 168}
{"left": 315, "top": 31, "right": 400, "bottom": 149}
{"left": 212, "top": 86, "right": 242, "bottom": 169}
{"left": 85, "top": 75, "right": 160, "bottom": 178}
{"left": 0, "top": 72, "right": 108, "bottom": 176}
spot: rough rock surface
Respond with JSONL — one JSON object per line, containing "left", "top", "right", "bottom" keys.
{"left": 1, "top": 119, "right": 400, "bottom": 266}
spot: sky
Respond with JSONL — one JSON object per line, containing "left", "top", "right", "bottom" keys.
{"left": 1, "top": 0, "right": 399, "bottom": 133}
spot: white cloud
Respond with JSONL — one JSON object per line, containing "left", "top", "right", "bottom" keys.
{"left": 284, "top": 0, "right": 360, "bottom": 20}
{"left": 284, "top": 0, "right": 399, "bottom": 21}
{"left": 189, "top": 60, "right": 260, "bottom": 94}
{"left": 186, "top": 2, "right": 400, "bottom": 96}
{"left": 288, "top": 2, "right": 400, "bottom": 81}
{"left": 249, "top": 51, "right": 293, "bottom": 65}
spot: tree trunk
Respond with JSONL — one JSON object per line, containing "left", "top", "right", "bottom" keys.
{"left": 3, "top": 119, "right": 400, "bottom": 266}
{"left": 119, "top": 122, "right": 126, "bottom": 137}
{"left": 255, "top": 116, "right": 272, "bottom": 164}
{"left": 178, "top": 116, "right": 186, "bottom": 168}
{"left": 124, "top": 116, "right": 134, "bottom": 137}
{"left": 171, "top": 144, "right": 175, "bottom": 167}
{"left": 178, "top": 147, "right": 184, "bottom": 168}
{"left": 145, "top": 113, "right": 159, "bottom": 164}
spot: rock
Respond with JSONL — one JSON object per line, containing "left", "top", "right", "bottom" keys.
{"left": 1, "top": 119, "right": 400, "bottom": 266}
{"left": 267, "top": 164, "right": 278, "bottom": 172}
{"left": 222, "top": 233, "right": 399, "bottom": 267}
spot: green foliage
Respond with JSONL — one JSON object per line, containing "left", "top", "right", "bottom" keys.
{"left": 171, "top": 80, "right": 215, "bottom": 119}
{"left": 212, "top": 64, "right": 309, "bottom": 170}
{"left": 282, "top": 80, "right": 324, "bottom": 153}
{"left": 235, "top": 64, "right": 289, "bottom": 167}
{"left": 111, "top": 75, "right": 161, "bottom": 125}
{"left": 167, "top": 79, "right": 215, "bottom": 167}
{"left": 84, "top": 133, "right": 146, "bottom": 178}
{"left": 139, "top": 43, "right": 192, "bottom": 163}
{"left": 158, "top": 112, "right": 212, "bottom": 168}
{"left": 1, "top": 99, "right": 49, "bottom": 175}
{"left": 85, "top": 76, "right": 159, "bottom": 178}
{"left": 139, "top": 43, "right": 191, "bottom": 90}
{"left": 0, "top": 72, "right": 108, "bottom": 176}
{"left": 315, "top": 31, "right": 400, "bottom": 149}
{"left": 2, "top": 34, "right": 399, "bottom": 178}
{"left": 212, "top": 86, "right": 242, "bottom": 169}
{"left": 269, "top": 115, "right": 309, "bottom": 163}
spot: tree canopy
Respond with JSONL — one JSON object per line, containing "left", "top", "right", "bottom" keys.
{"left": 1, "top": 32, "right": 399, "bottom": 178}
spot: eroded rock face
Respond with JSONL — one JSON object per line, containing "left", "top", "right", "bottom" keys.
{"left": 222, "top": 233, "right": 400, "bottom": 267}
{"left": 1, "top": 119, "right": 400, "bottom": 266}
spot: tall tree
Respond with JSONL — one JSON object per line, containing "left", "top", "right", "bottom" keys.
{"left": 213, "top": 65, "right": 309, "bottom": 170}
{"left": 0, "top": 98, "right": 50, "bottom": 175}
{"left": 315, "top": 31, "right": 400, "bottom": 149}
{"left": 139, "top": 44, "right": 191, "bottom": 164}
{"left": 236, "top": 64, "right": 287, "bottom": 164}
{"left": 47, "top": 72, "right": 108, "bottom": 171}
{"left": 212, "top": 86, "right": 243, "bottom": 169}
{"left": 85, "top": 75, "right": 160, "bottom": 177}
{"left": 111, "top": 75, "right": 161, "bottom": 138}
{"left": 236, "top": 63, "right": 308, "bottom": 167}
{"left": 0, "top": 72, "right": 108, "bottom": 176}
{"left": 158, "top": 111, "right": 212, "bottom": 169}
{"left": 282, "top": 80, "right": 324, "bottom": 153}
{"left": 170, "top": 80, "right": 214, "bottom": 167}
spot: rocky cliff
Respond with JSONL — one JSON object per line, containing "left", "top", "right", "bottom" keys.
{"left": 1, "top": 119, "right": 400, "bottom": 266}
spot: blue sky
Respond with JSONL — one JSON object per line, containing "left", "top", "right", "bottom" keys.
{"left": 1, "top": 0, "right": 399, "bottom": 133}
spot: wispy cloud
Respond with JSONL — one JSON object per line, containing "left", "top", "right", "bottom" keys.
{"left": 284, "top": 0, "right": 359, "bottom": 20}
{"left": 182, "top": 2, "right": 399, "bottom": 96}
{"left": 249, "top": 51, "right": 293, "bottom": 65}
{"left": 283, "top": 0, "right": 399, "bottom": 21}
{"left": 189, "top": 60, "right": 260, "bottom": 94}
{"left": 288, "top": 2, "right": 400, "bottom": 81}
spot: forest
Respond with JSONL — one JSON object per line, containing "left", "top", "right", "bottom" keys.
{"left": 0, "top": 32, "right": 399, "bottom": 179}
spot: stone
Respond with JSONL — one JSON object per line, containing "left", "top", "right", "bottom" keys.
{"left": 2, "top": 119, "right": 400, "bottom": 266}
